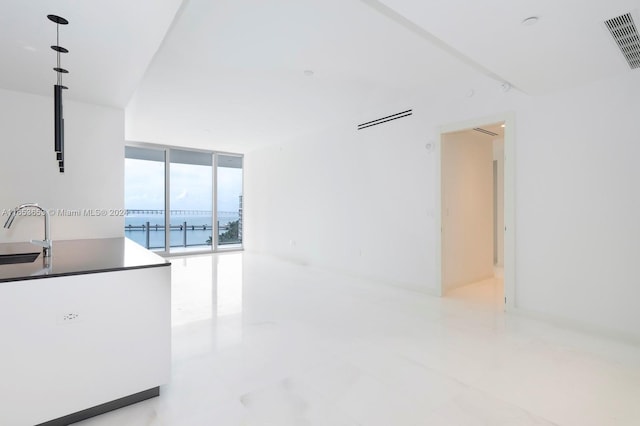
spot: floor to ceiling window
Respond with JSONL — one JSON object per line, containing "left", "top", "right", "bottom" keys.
{"left": 124, "top": 147, "right": 166, "bottom": 251}
{"left": 217, "top": 155, "right": 243, "bottom": 248}
{"left": 169, "top": 149, "right": 213, "bottom": 253}
{"left": 125, "top": 145, "right": 243, "bottom": 254}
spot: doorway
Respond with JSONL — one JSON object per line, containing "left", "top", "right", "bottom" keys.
{"left": 435, "top": 114, "right": 515, "bottom": 310}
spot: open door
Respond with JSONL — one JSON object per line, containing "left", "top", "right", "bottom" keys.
{"left": 436, "top": 115, "right": 515, "bottom": 310}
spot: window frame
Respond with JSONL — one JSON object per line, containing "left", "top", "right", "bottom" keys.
{"left": 125, "top": 142, "right": 244, "bottom": 256}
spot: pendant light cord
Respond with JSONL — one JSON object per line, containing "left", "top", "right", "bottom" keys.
{"left": 56, "top": 23, "right": 61, "bottom": 85}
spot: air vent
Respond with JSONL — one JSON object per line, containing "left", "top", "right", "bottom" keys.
{"left": 605, "top": 13, "right": 640, "bottom": 69}
{"left": 473, "top": 127, "right": 499, "bottom": 137}
{"left": 358, "top": 109, "right": 412, "bottom": 130}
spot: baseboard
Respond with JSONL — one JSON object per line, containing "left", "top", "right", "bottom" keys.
{"left": 36, "top": 387, "right": 160, "bottom": 426}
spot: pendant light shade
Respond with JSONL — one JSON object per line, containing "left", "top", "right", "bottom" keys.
{"left": 54, "top": 84, "right": 62, "bottom": 153}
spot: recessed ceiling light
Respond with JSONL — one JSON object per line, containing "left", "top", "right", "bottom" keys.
{"left": 522, "top": 16, "right": 539, "bottom": 26}
{"left": 303, "top": 70, "right": 314, "bottom": 77}
{"left": 501, "top": 124, "right": 505, "bottom": 128}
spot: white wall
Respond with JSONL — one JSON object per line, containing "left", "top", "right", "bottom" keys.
{"left": 514, "top": 72, "right": 640, "bottom": 339}
{"left": 244, "top": 70, "right": 640, "bottom": 341}
{"left": 441, "top": 130, "right": 494, "bottom": 292}
{"left": 0, "top": 88, "right": 124, "bottom": 242}
{"left": 244, "top": 117, "right": 437, "bottom": 291}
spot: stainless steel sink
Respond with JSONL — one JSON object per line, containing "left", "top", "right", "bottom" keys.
{"left": 0, "top": 252, "right": 40, "bottom": 265}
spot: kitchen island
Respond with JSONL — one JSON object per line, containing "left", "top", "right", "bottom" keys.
{"left": 0, "top": 238, "right": 171, "bottom": 426}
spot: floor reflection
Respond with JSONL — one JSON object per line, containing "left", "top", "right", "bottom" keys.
{"left": 216, "top": 253, "right": 243, "bottom": 317}
{"left": 171, "top": 252, "right": 243, "bottom": 327}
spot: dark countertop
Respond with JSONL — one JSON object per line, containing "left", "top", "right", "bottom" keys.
{"left": 0, "top": 237, "right": 170, "bottom": 283}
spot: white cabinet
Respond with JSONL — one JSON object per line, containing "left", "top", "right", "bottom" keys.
{"left": 0, "top": 266, "right": 171, "bottom": 426}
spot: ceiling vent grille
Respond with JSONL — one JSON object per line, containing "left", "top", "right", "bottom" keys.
{"left": 605, "top": 13, "right": 640, "bottom": 69}
{"left": 358, "top": 109, "right": 412, "bottom": 130}
{"left": 473, "top": 127, "right": 499, "bottom": 137}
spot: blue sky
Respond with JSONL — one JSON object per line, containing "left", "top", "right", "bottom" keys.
{"left": 125, "top": 159, "right": 242, "bottom": 212}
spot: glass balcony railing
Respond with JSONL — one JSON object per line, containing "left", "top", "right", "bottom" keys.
{"left": 124, "top": 210, "right": 241, "bottom": 250}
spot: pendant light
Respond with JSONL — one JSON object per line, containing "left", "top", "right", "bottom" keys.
{"left": 48, "top": 14, "right": 69, "bottom": 173}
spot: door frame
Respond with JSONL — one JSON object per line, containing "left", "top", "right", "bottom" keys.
{"left": 434, "top": 112, "right": 516, "bottom": 311}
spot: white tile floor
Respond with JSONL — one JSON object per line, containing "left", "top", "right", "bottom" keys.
{"left": 79, "top": 252, "right": 640, "bottom": 425}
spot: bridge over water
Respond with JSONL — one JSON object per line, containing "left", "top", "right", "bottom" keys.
{"left": 126, "top": 209, "right": 238, "bottom": 216}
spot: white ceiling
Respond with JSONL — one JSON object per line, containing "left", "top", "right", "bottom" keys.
{"left": 1, "top": 0, "right": 638, "bottom": 152}
{"left": 0, "top": 0, "right": 182, "bottom": 107}
{"left": 377, "top": 0, "right": 640, "bottom": 94}
{"left": 125, "top": 0, "right": 484, "bottom": 152}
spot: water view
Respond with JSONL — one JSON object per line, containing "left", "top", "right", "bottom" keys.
{"left": 125, "top": 147, "right": 243, "bottom": 252}
{"left": 125, "top": 210, "right": 241, "bottom": 250}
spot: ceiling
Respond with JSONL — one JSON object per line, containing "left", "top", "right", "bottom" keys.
{"left": 476, "top": 122, "right": 504, "bottom": 139}
{"left": 1, "top": 0, "right": 638, "bottom": 152}
{"left": 125, "top": 0, "right": 484, "bottom": 152}
{"left": 376, "top": 0, "right": 640, "bottom": 94}
{"left": 444, "top": 122, "right": 504, "bottom": 140}
{"left": 0, "top": 0, "right": 182, "bottom": 107}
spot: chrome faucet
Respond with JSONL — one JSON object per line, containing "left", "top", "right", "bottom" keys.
{"left": 4, "top": 203, "right": 52, "bottom": 258}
